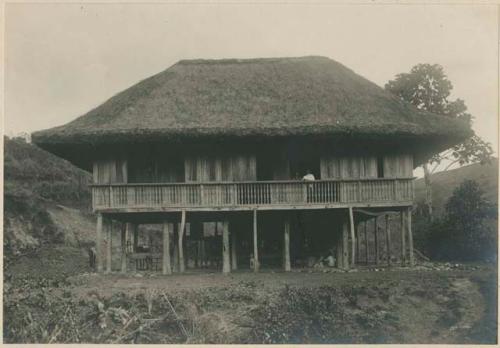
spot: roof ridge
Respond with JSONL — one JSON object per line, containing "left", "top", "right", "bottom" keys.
{"left": 177, "top": 55, "right": 330, "bottom": 65}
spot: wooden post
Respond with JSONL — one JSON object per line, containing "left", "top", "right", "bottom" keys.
{"left": 231, "top": 230, "right": 238, "bottom": 270}
{"left": 106, "top": 219, "right": 112, "bottom": 273}
{"left": 253, "top": 209, "right": 259, "bottom": 272}
{"left": 178, "top": 210, "right": 186, "bottom": 273}
{"left": 356, "top": 224, "right": 360, "bottom": 263}
{"left": 201, "top": 238, "right": 206, "bottom": 268}
{"left": 348, "top": 207, "right": 355, "bottom": 266}
{"left": 342, "top": 222, "right": 349, "bottom": 270}
{"left": 96, "top": 213, "right": 103, "bottom": 273}
{"left": 400, "top": 211, "right": 406, "bottom": 266}
{"left": 121, "top": 223, "right": 127, "bottom": 273}
{"left": 162, "top": 222, "right": 172, "bottom": 275}
{"left": 173, "top": 223, "right": 179, "bottom": 272}
{"left": 336, "top": 235, "right": 343, "bottom": 269}
{"left": 374, "top": 217, "right": 379, "bottom": 265}
{"left": 364, "top": 221, "right": 368, "bottom": 264}
{"left": 283, "top": 216, "right": 291, "bottom": 272}
{"left": 133, "top": 224, "right": 139, "bottom": 252}
{"left": 222, "top": 220, "right": 231, "bottom": 273}
{"left": 407, "top": 208, "right": 414, "bottom": 267}
{"left": 385, "top": 214, "right": 391, "bottom": 267}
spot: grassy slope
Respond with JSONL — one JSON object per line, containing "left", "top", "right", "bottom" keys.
{"left": 414, "top": 159, "right": 498, "bottom": 217}
{"left": 4, "top": 137, "right": 95, "bottom": 257}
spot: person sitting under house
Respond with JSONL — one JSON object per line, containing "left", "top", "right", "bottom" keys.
{"left": 88, "top": 246, "right": 97, "bottom": 269}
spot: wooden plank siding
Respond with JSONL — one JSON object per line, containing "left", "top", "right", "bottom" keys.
{"left": 321, "top": 154, "right": 413, "bottom": 179}
{"left": 185, "top": 155, "right": 256, "bottom": 182}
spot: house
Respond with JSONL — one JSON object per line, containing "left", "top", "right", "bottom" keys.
{"left": 32, "top": 56, "right": 471, "bottom": 274}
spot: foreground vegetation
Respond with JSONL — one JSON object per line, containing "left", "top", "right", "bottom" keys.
{"left": 4, "top": 262, "right": 496, "bottom": 344}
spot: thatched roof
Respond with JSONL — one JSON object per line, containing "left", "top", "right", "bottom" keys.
{"left": 33, "top": 56, "right": 471, "bottom": 151}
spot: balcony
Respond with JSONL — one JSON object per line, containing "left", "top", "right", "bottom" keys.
{"left": 91, "top": 178, "right": 414, "bottom": 212}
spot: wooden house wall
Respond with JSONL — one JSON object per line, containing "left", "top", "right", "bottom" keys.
{"left": 185, "top": 155, "right": 256, "bottom": 182}
{"left": 383, "top": 154, "right": 413, "bottom": 177}
{"left": 93, "top": 159, "right": 127, "bottom": 184}
{"left": 320, "top": 156, "right": 377, "bottom": 179}
{"left": 127, "top": 153, "right": 184, "bottom": 183}
{"left": 320, "top": 154, "right": 413, "bottom": 179}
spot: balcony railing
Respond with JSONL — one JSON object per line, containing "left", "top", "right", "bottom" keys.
{"left": 91, "top": 178, "right": 414, "bottom": 211}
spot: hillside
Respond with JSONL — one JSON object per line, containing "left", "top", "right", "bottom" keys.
{"left": 415, "top": 159, "right": 498, "bottom": 217}
{"left": 4, "top": 136, "right": 95, "bottom": 258}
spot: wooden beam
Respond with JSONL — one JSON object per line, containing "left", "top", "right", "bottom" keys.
{"left": 385, "top": 214, "right": 391, "bottom": 267}
{"left": 253, "top": 209, "right": 259, "bottom": 272}
{"left": 106, "top": 219, "right": 112, "bottom": 273}
{"left": 178, "top": 210, "right": 186, "bottom": 273}
{"left": 374, "top": 217, "right": 379, "bottom": 265}
{"left": 348, "top": 207, "right": 355, "bottom": 266}
{"left": 120, "top": 223, "right": 127, "bottom": 273}
{"left": 284, "top": 216, "right": 291, "bottom": 272}
{"left": 400, "top": 211, "right": 406, "bottom": 266}
{"left": 353, "top": 208, "right": 403, "bottom": 217}
{"left": 162, "top": 222, "right": 172, "bottom": 275}
{"left": 407, "top": 208, "right": 414, "bottom": 267}
{"left": 231, "top": 230, "right": 238, "bottom": 270}
{"left": 96, "top": 213, "right": 103, "bottom": 273}
{"left": 342, "top": 222, "right": 349, "bottom": 270}
{"left": 95, "top": 200, "right": 414, "bottom": 214}
{"left": 222, "top": 220, "right": 231, "bottom": 273}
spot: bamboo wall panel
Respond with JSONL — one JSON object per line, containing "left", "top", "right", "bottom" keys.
{"left": 383, "top": 154, "right": 413, "bottom": 178}
{"left": 185, "top": 155, "right": 256, "bottom": 183}
{"left": 320, "top": 156, "right": 378, "bottom": 179}
{"left": 93, "top": 159, "right": 127, "bottom": 184}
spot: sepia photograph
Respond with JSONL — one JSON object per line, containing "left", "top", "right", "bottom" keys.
{"left": 3, "top": 1, "right": 498, "bottom": 345}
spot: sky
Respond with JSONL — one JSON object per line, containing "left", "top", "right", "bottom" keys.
{"left": 4, "top": 3, "right": 499, "bottom": 156}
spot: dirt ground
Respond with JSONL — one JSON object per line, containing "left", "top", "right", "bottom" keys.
{"left": 4, "top": 246, "right": 498, "bottom": 344}
{"left": 68, "top": 266, "right": 491, "bottom": 296}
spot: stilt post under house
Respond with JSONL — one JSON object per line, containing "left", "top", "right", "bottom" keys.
{"left": 349, "top": 207, "right": 355, "bottom": 266}
{"left": 400, "top": 211, "right": 406, "bottom": 266}
{"left": 407, "top": 208, "right": 415, "bottom": 267}
{"left": 106, "top": 219, "right": 112, "bottom": 273}
{"left": 222, "top": 220, "right": 231, "bottom": 273}
{"left": 133, "top": 224, "right": 139, "bottom": 252}
{"left": 231, "top": 229, "right": 238, "bottom": 270}
{"left": 385, "top": 214, "right": 391, "bottom": 267}
{"left": 121, "top": 223, "right": 127, "bottom": 273}
{"left": 364, "top": 221, "right": 368, "bottom": 264}
{"left": 284, "top": 215, "right": 291, "bottom": 272}
{"left": 342, "top": 222, "right": 349, "bottom": 270}
{"left": 173, "top": 223, "right": 179, "bottom": 272}
{"left": 96, "top": 213, "right": 103, "bottom": 273}
{"left": 253, "top": 209, "right": 259, "bottom": 272}
{"left": 162, "top": 221, "right": 172, "bottom": 275}
{"left": 178, "top": 210, "right": 186, "bottom": 273}
{"left": 374, "top": 217, "right": 379, "bottom": 265}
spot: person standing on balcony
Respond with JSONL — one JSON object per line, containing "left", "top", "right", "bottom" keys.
{"left": 302, "top": 170, "right": 315, "bottom": 182}
{"left": 303, "top": 169, "right": 315, "bottom": 202}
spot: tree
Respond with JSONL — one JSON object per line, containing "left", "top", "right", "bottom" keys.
{"left": 427, "top": 180, "right": 497, "bottom": 261}
{"left": 385, "top": 64, "right": 493, "bottom": 221}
